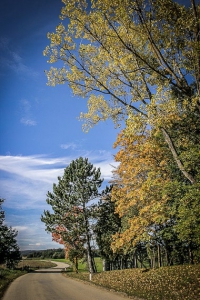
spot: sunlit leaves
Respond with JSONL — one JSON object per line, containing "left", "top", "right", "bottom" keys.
{"left": 44, "top": 0, "right": 200, "bottom": 130}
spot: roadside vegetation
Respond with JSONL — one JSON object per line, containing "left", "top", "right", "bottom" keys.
{"left": 0, "top": 260, "right": 56, "bottom": 299}
{"left": 0, "top": 269, "right": 27, "bottom": 299}
{"left": 63, "top": 263, "right": 200, "bottom": 300}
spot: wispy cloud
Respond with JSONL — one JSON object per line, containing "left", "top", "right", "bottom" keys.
{"left": 60, "top": 143, "right": 77, "bottom": 150}
{"left": 20, "top": 99, "right": 37, "bottom": 126}
{"left": 0, "top": 37, "right": 39, "bottom": 78}
{"left": 0, "top": 153, "right": 117, "bottom": 208}
{"left": 0, "top": 152, "right": 118, "bottom": 250}
{"left": 20, "top": 118, "right": 37, "bottom": 126}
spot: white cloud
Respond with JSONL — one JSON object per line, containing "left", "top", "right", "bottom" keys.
{"left": 0, "top": 153, "right": 117, "bottom": 208}
{"left": 60, "top": 143, "right": 77, "bottom": 150}
{"left": 13, "top": 226, "right": 28, "bottom": 231}
{"left": 20, "top": 99, "right": 37, "bottom": 126}
{"left": 0, "top": 38, "right": 39, "bottom": 78}
{"left": 20, "top": 118, "right": 37, "bottom": 126}
{"left": 0, "top": 152, "right": 118, "bottom": 250}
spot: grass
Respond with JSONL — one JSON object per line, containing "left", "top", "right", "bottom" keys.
{"left": 0, "top": 269, "right": 27, "bottom": 299}
{"left": 2, "top": 258, "right": 199, "bottom": 300}
{"left": 0, "top": 260, "right": 56, "bottom": 299}
{"left": 17, "top": 259, "right": 57, "bottom": 269}
{"left": 63, "top": 264, "right": 200, "bottom": 300}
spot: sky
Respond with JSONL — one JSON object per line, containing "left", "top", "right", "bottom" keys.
{"left": 0, "top": 0, "right": 121, "bottom": 251}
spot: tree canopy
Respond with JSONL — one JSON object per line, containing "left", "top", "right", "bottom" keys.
{"left": 44, "top": 0, "right": 200, "bottom": 182}
{"left": 111, "top": 123, "right": 200, "bottom": 264}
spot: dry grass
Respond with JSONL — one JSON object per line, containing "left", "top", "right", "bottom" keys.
{"left": 17, "top": 259, "right": 56, "bottom": 269}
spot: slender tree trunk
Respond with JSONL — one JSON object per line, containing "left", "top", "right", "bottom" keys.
{"left": 134, "top": 253, "right": 138, "bottom": 268}
{"left": 188, "top": 243, "right": 194, "bottom": 265}
{"left": 83, "top": 203, "right": 96, "bottom": 274}
{"left": 86, "top": 233, "right": 96, "bottom": 273}
{"left": 157, "top": 244, "right": 162, "bottom": 268}
{"left": 152, "top": 248, "right": 156, "bottom": 268}
{"left": 73, "top": 257, "right": 78, "bottom": 273}
{"left": 161, "top": 128, "right": 195, "bottom": 184}
{"left": 165, "top": 247, "right": 170, "bottom": 266}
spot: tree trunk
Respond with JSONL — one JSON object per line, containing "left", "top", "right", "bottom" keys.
{"left": 157, "top": 244, "right": 162, "bottom": 268}
{"left": 73, "top": 257, "right": 78, "bottom": 273}
{"left": 86, "top": 235, "right": 96, "bottom": 273}
{"left": 134, "top": 253, "right": 138, "bottom": 268}
{"left": 161, "top": 128, "right": 195, "bottom": 184}
{"left": 188, "top": 243, "right": 194, "bottom": 265}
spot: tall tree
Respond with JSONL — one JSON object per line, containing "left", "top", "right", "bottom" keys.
{"left": 0, "top": 198, "right": 21, "bottom": 268}
{"left": 94, "top": 186, "right": 121, "bottom": 262}
{"left": 44, "top": 0, "right": 200, "bottom": 183}
{"left": 111, "top": 123, "right": 200, "bottom": 264}
{"left": 41, "top": 157, "right": 104, "bottom": 273}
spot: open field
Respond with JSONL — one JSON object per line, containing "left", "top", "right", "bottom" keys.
{"left": 64, "top": 264, "right": 200, "bottom": 300}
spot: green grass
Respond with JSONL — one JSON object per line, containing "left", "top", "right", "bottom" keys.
{"left": 63, "top": 264, "right": 200, "bottom": 300}
{"left": 0, "top": 269, "right": 27, "bottom": 299}
{"left": 72, "top": 257, "right": 103, "bottom": 272}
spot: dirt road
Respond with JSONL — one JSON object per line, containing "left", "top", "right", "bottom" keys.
{"left": 2, "top": 262, "right": 131, "bottom": 300}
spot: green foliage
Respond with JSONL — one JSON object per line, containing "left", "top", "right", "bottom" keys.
{"left": 94, "top": 187, "right": 122, "bottom": 260}
{"left": 0, "top": 198, "right": 21, "bottom": 268}
{"left": 25, "top": 248, "right": 65, "bottom": 259}
{"left": 41, "top": 157, "right": 107, "bottom": 273}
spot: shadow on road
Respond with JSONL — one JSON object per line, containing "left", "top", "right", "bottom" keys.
{"left": 34, "top": 269, "right": 65, "bottom": 273}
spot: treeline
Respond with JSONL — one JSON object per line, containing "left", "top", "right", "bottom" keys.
{"left": 41, "top": 156, "right": 200, "bottom": 273}
{"left": 23, "top": 248, "right": 65, "bottom": 259}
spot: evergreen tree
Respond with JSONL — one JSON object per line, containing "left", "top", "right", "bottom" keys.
{"left": 94, "top": 187, "right": 121, "bottom": 261}
{"left": 41, "top": 157, "right": 104, "bottom": 273}
{"left": 0, "top": 198, "right": 21, "bottom": 268}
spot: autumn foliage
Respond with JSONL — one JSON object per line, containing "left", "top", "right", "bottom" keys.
{"left": 43, "top": 0, "right": 200, "bottom": 269}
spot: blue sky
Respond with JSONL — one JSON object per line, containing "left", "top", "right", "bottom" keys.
{"left": 0, "top": 0, "right": 121, "bottom": 250}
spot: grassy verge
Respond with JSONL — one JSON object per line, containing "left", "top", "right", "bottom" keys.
{"left": 0, "top": 269, "right": 27, "bottom": 299}
{"left": 63, "top": 264, "right": 200, "bottom": 300}
{"left": 0, "top": 260, "right": 56, "bottom": 299}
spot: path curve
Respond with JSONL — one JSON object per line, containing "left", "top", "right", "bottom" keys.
{"left": 2, "top": 261, "right": 139, "bottom": 300}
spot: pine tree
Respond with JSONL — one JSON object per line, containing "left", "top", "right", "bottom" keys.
{"left": 41, "top": 157, "right": 104, "bottom": 273}
{"left": 0, "top": 198, "right": 21, "bottom": 268}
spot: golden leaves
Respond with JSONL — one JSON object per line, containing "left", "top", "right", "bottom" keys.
{"left": 111, "top": 124, "right": 174, "bottom": 251}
